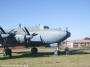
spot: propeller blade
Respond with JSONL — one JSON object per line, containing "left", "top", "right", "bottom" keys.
{"left": 9, "top": 29, "right": 15, "bottom": 33}
{"left": 22, "top": 28, "right": 27, "bottom": 34}
{"left": 40, "top": 35, "right": 44, "bottom": 43}
{"left": 24, "top": 27, "right": 30, "bottom": 35}
{"left": 0, "top": 27, "right": 6, "bottom": 34}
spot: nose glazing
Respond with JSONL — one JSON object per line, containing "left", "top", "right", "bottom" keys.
{"left": 66, "top": 31, "right": 71, "bottom": 38}
{"left": 60, "top": 31, "right": 71, "bottom": 42}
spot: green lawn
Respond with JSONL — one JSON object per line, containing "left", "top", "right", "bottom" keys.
{"left": 0, "top": 48, "right": 90, "bottom": 67}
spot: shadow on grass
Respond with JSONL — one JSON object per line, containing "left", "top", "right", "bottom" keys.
{"left": 0, "top": 50, "right": 90, "bottom": 60}
{"left": 0, "top": 52, "right": 54, "bottom": 60}
{"left": 60, "top": 50, "right": 90, "bottom": 55}
{"left": 70, "top": 50, "right": 90, "bottom": 55}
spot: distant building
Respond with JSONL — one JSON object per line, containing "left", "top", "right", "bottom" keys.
{"left": 64, "top": 40, "right": 90, "bottom": 48}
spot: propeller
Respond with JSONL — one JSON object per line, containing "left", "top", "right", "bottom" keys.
{"left": 23, "top": 26, "right": 37, "bottom": 44}
{"left": 16, "top": 24, "right": 33, "bottom": 44}
{"left": 24, "top": 27, "right": 31, "bottom": 44}
{"left": 0, "top": 26, "right": 9, "bottom": 38}
{"left": 0, "top": 26, "right": 8, "bottom": 46}
{"left": 24, "top": 27, "right": 30, "bottom": 35}
{"left": 8, "top": 29, "right": 15, "bottom": 33}
{"left": 0, "top": 27, "right": 6, "bottom": 34}
{"left": 0, "top": 26, "right": 17, "bottom": 47}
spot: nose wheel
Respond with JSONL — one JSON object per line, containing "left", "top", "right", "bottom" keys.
{"left": 31, "top": 47, "right": 38, "bottom": 54}
{"left": 54, "top": 43, "right": 60, "bottom": 56}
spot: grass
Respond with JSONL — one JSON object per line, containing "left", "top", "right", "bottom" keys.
{"left": 80, "top": 46, "right": 90, "bottom": 49}
{"left": 0, "top": 48, "right": 90, "bottom": 67}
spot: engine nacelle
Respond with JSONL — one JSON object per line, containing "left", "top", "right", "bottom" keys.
{"left": 25, "top": 35, "right": 33, "bottom": 39}
{"left": 1, "top": 34, "right": 9, "bottom": 38}
{"left": 15, "top": 34, "right": 33, "bottom": 43}
{"left": 15, "top": 34, "right": 25, "bottom": 43}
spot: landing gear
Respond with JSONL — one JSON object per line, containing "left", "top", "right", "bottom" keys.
{"left": 3, "top": 47, "right": 12, "bottom": 57}
{"left": 31, "top": 47, "right": 38, "bottom": 54}
{"left": 54, "top": 43, "right": 60, "bottom": 56}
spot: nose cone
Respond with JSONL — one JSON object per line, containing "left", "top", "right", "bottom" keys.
{"left": 60, "top": 31, "right": 71, "bottom": 42}
{"left": 66, "top": 31, "right": 71, "bottom": 38}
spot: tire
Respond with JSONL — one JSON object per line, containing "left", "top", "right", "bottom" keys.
{"left": 31, "top": 47, "right": 38, "bottom": 54}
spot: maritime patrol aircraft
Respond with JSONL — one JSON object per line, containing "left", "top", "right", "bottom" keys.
{"left": 0, "top": 25, "right": 71, "bottom": 56}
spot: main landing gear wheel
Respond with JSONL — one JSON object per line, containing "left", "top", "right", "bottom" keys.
{"left": 3, "top": 47, "right": 12, "bottom": 57}
{"left": 31, "top": 47, "right": 38, "bottom": 54}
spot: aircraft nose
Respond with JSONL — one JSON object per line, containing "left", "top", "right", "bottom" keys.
{"left": 66, "top": 31, "right": 71, "bottom": 38}
{"left": 61, "top": 31, "right": 71, "bottom": 41}
{"left": 59, "top": 31, "right": 71, "bottom": 42}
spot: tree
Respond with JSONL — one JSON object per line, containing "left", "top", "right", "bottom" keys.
{"left": 84, "top": 37, "right": 90, "bottom": 40}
